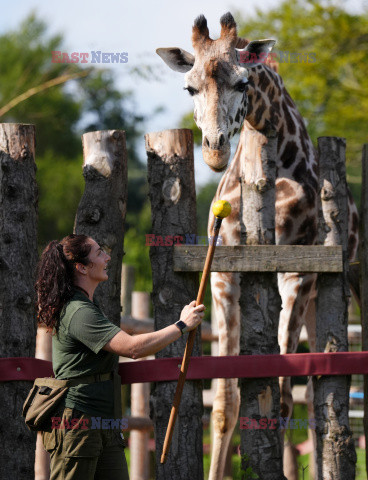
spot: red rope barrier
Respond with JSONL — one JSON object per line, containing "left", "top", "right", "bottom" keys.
{"left": 1, "top": 352, "right": 368, "bottom": 384}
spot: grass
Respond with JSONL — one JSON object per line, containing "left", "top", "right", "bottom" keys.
{"left": 123, "top": 401, "right": 366, "bottom": 479}
{"left": 297, "top": 449, "right": 365, "bottom": 480}
{"left": 123, "top": 441, "right": 366, "bottom": 479}
{"left": 203, "top": 449, "right": 366, "bottom": 480}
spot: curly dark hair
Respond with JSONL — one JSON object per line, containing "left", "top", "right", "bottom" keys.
{"left": 35, "top": 234, "right": 92, "bottom": 332}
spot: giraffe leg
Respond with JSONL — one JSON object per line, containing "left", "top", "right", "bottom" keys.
{"left": 209, "top": 271, "right": 240, "bottom": 480}
{"left": 277, "top": 272, "right": 317, "bottom": 480}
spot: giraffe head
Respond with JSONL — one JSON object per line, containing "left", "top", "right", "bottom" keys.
{"left": 157, "top": 12, "right": 275, "bottom": 171}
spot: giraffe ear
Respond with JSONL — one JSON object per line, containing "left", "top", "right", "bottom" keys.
{"left": 236, "top": 39, "right": 276, "bottom": 68}
{"left": 156, "top": 48, "right": 195, "bottom": 73}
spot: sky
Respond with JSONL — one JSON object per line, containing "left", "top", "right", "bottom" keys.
{"left": 1, "top": 0, "right": 367, "bottom": 186}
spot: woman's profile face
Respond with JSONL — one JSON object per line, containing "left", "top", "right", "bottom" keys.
{"left": 84, "top": 238, "right": 111, "bottom": 283}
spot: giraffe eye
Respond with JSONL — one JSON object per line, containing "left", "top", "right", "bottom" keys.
{"left": 184, "top": 86, "right": 198, "bottom": 96}
{"left": 234, "top": 80, "right": 248, "bottom": 92}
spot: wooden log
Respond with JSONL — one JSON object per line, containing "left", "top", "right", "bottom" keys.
{"left": 34, "top": 327, "right": 52, "bottom": 480}
{"left": 360, "top": 144, "right": 368, "bottom": 478}
{"left": 74, "top": 130, "right": 127, "bottom": 327}
{"left": 313, "top": 137, "right": 356, "bottom": 479}
{"left": 130, "top": 292, "right": 150, "bottom": 480}
{"left": 239, "top": 128, "right": 286, "bottom": 479}
{"left": 0, "top": 123, "right": 38, "bottom": 478}
{"left": 173, "top": 244, "right": 342, "bottom": 272}
{"left": 146, "top": 129, "right": 202, "bottom": 480}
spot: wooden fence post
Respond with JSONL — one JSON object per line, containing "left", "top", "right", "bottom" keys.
{"left": 146, "top": 129, "right": 202, "bottom": 480}
{"left": 0, "top": 123, "right": 38, "bottom": 478}
{"left": 130, "top": 291, "right": 151, "bottom": 480}
{"left": 74, "top": 130, "right": 127, "bottom": 325}
{"left": 359, "top": 144, "right": 368, "bottom": 478}
{"left": 239, "top": 127, "right": 286, "bottom": 479}
{"left": 34, "top": 326, "right": 52, "bottom": 480}
{"left": 313, "top": 137, "right": 356, "bottom": 479}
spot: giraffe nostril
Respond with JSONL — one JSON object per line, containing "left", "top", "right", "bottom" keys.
{"left": 204, "top": 136, "right": 210, "bottom": 148}
{"left": 219, "top": 134, "right": 225, "bottom": 147}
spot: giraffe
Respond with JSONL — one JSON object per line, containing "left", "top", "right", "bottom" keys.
{"left": 157, "top": 12, "right": 359, "bottom": 480}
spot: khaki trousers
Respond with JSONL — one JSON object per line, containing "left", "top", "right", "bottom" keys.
{"left": 42, "top": 407, "right": 130, "bottom": 480}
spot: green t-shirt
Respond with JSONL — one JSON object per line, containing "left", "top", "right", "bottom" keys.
{"left": 52, "top": 290, "right": 121, "bottom": 417}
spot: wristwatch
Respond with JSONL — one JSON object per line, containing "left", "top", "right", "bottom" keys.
{"left": 175, "top": 320, "right": 188, "bottom": 335}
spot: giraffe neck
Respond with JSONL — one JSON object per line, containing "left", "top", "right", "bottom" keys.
{"left": 241, "top": 65, "right": 318, "bottom": 190}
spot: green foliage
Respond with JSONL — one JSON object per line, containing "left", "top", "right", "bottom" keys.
{"left": 0, "top": 13, "right": 82, "bottom": 157}
{"left": 36, "top": 151, "right": 84, "bottom": 248}
{"left": 196, "top": 182, "right": 219, "bottom": 236}
{"left": 240, "top": 453, "right": 259, "bottom": 479}
{"left": 235, "top": 0, "right": 368, "bottom": 168}
{"left": 180, "top": 111, "right": 202, "bottom": 146}
{"left": 123, "top": 201, "right": 152, "bottom": 292}
{"left": 0, "top": 13, "right": 148, "bottom": 251}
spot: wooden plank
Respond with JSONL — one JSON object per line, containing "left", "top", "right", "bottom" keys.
{"left": 173, "top": 245, "right": 342, "bottom": 272}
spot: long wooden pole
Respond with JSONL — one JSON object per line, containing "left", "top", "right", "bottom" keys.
{"left": 160, "top": 216, "right": 223, "bottom": 464}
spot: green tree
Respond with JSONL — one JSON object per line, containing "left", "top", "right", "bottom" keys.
{"left": 0, "top": 13, "right": 84, "bottom": 157}
{"left": 0, "top": 13, "right": 149, "bottom": 256}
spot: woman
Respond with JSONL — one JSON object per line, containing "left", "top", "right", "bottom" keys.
{"left": 36, "top": 234, "right": 205, "bottom": 480}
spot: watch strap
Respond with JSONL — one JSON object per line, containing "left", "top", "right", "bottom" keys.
{"left": 175, "top": 320, "right": 188, "bottom": 335}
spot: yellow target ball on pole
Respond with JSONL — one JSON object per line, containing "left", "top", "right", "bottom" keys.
{"left": 212, "top": 200, "right": 231, "bottom": 219}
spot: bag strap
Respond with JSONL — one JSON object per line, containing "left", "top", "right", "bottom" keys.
{"left": 34, "top": 372, "right": 113, "bottom": 388}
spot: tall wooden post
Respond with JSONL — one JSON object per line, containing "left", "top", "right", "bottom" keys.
{"left": 313, "top": 137, "right": 356, "bottom": 479}
{"left": 239, "top": 127, "right": 286, "bottom": 480}
{"left": 34, "top": 326, "right": 52, "bottom": 480}
{"left": 0, "top": 123, "right": 38, "bottom": 478}
{"left": 74, "top": 130, "right": 128, "bottom": 326}
{"left": 130, "top": 292, "right": 150, "bottom": 480}
{"left": 146, "top": 129, "right": 202, "bottom": 480}
{"left": 359, "top": 144, "right": 368, "bottom": 478}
